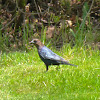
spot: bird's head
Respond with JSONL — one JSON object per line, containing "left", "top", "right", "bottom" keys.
{"left": 29, "top": 39, "right": 44, "bottom": 49}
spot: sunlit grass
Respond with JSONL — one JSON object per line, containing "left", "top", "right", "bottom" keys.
{"left": 0, "top": 46, "right": 100, "bottom": 100}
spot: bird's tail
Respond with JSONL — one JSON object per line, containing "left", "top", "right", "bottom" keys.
{"left": 62, "top": 61, "right": 77, "bottom": 67}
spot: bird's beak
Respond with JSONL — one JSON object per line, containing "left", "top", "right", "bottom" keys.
{"left": 29, "top": 40, "right": 34, "bottom": 44}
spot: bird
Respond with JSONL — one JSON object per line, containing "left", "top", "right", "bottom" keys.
{"left": 29, "top": 39, "right": 77, "bottom": 71}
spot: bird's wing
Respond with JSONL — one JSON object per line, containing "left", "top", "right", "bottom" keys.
{"left": 39, "top": 46, "right": 65, "bottom": 61}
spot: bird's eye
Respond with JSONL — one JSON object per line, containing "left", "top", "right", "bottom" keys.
{"left": 34, "top": 40, "right": 37, "bottom": 43}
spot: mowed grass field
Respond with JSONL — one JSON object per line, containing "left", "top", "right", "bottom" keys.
{"left": 0, "top": 46, "right": 100, "bottom": 100}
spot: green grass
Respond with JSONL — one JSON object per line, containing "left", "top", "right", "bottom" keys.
{"left": 0, "top": 46, "right": 100, "bottom": 100}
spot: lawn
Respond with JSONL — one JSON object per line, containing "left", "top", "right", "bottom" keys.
{"left": 0, "top": 46, "right": 100, "bottom": 100}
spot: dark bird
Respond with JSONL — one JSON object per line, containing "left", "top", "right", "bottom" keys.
{"left": 30, "top": 39, "right": 77, "bottom": 71}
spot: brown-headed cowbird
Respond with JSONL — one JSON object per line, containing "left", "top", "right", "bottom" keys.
{"left": 30, "top": 39, "right": 77, "bottom": 71}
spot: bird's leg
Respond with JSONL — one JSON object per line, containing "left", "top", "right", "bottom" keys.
{"left": 46, "top": 65, "right": 48, "bottom": 71}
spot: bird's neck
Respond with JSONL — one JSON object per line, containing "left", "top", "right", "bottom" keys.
{"left": 35, "top": 44, "right": 44, "bottom": 50}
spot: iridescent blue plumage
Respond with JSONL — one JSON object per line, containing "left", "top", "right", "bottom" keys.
{"left": 30, "top": 39, "right": 77, "bottom": 71}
